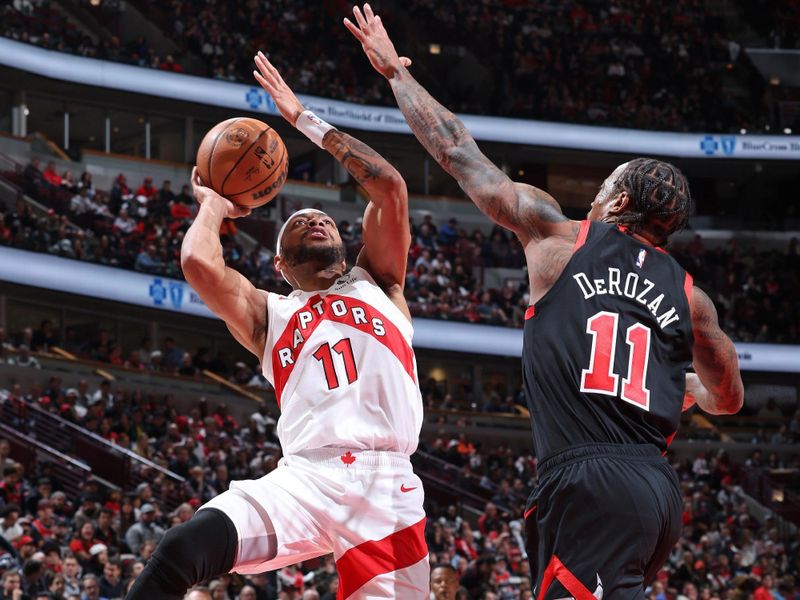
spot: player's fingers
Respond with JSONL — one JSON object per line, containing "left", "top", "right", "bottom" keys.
{"left": 254, "top": 54, "right": 274, "bottom": 81}
{"left": 400, "top": 57, "right": 412, "bottom": 67}
{"left": 191, "top": 166, "right": 202, "bottom": 188}
{"left": 364, "top": 3, "right": 375, "bottom": 23}
{"left": 343, "top": 17, "right": 365, "bottom": 41}
{"left": 257, "top": 51, "right": 281, "bottom": 79}
{"left": 253, "top": 70, "right": 270, "bottom": 91}
{"left": 353, "top": 5, "right": 368, "bottom": 30}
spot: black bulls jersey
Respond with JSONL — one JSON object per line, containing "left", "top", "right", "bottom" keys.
{"left": 522, "top": 221, "right": 694, "bottom": 460}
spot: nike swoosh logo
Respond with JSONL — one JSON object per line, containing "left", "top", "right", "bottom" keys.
{"left": 400, "top": 484, "right": 417, "bottom": 493}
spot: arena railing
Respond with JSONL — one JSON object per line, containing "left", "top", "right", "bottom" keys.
{"left": 0, "top": 397, "right": 186, "bottom": 510}
{"left": 740, "top": 465, "right": 800, "bottom": 529}
{"left": 0, "top": 420, "right": 119, "bottom": 500}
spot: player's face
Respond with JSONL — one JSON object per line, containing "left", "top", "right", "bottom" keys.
{"left": 430, "top": 567, "right": 459, "bottom": 600}
{"left": 279, "top": 211, "right": 346, "bottom": 268}
{"left": 587, "top": 162, "right": 629, "bottom": 222}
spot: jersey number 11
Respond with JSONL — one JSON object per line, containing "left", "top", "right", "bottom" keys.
{"left": 313, "top": 338, "right": 359, "bottom": 390}
{"left": 580, "top": 311, "right": 651, "bottom": 411}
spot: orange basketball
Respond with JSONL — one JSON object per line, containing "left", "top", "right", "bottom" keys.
{"left": 195, "top": 117, "right": 288, "bottom": 209}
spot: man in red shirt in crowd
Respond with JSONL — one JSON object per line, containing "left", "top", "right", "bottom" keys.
{"left": 136, "top": 176, "right": 157, "bottom": 199}
{"left": 42, "top": 161, "right": 62, "bottom": 187}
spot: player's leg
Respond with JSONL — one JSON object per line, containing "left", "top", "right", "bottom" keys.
{"left": 528, "top": 447, "right": 681, "bottom": 600}
{"left": 127, "top": 507, "right": 241, "bottom": 600}
{"left": 129, "top": 466, "right": 331, "bottom": 599}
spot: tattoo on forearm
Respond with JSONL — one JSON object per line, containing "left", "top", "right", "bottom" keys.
{"left": 322, "top": 130, "right": 387, "bottom": 186}
{"left": 390, "top": 71, "right": 565, "bottom": 238}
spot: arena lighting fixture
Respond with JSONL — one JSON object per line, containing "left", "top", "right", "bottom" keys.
{"left": 23, "top": 107, "right": 29, "bottom": 116}
{"left": 429, "top": 43, "right": 441, "bottom": 55}
{"left": 785, "top": 128, "right": 793, "bottom": 134}
{"left": 739, "top": 128, "right": 747, "bottom": 134}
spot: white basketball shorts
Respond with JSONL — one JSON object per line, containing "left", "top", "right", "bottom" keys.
{"left": 200, "top": 448, "right": 429, "bottom": 599}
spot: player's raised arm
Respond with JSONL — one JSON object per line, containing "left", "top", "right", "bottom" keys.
{"left": 344, "top": 4, "right": 573, "bottom": 246}
{"left": 253, "top": 51, "right": 410, "bottom": 296}
{"left": 181, "top": 168, "right": 268, "bottom": 359}
{"left": 685, "top": 287, "right": 744, "bottom": 415}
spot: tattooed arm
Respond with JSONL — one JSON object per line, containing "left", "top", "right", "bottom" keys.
{"left": 253, "top": 50, "right": 410, "bottom": 296}
{"left": 323, "top": 129, "right": 411, "bottom": 295}
{"left": 344, "top": 4, "right": 574, "bottom": 246}
{"left": 686, "top": 288, "right": 743, "bottom": 415}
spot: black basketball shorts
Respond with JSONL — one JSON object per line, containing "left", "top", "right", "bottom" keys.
{"left": 524, "top": 443, "right": 682, "bottom": 600}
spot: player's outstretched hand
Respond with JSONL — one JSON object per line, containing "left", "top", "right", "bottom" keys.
{"left": 191, "top": 167, "right": 251, "bottom": 219}
{"left": 344, "top": 4, "right": 412, "bottom": 80}
{"left": 253, "top": 51, "right": 306, "bottom": 126}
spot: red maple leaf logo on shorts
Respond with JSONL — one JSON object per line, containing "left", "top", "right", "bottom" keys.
{"left": 340, "top": 451, "right": 356, "bottom": 465}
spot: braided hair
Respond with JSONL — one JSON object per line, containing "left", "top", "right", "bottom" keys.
{"left": 611, "top": 158, "right": 692, "bottom": 246}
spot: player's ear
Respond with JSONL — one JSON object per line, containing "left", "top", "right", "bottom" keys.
{"left": 608, "top": 190, "right": 631, "bottom": 216}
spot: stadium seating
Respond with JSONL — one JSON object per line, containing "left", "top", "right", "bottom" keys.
{"left": 0, "top": 0, "right": 778, "bottom": 133}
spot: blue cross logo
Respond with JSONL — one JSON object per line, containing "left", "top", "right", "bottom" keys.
{"left": 149, "top": 279, "right": 167, "bottom": 306}
{"left": 168, "top": 282, "right": 184, "bottom": 309}
{"left": 721, "top": 136, "right": 736, "bottom": 156}
{"left": 700, "top": 136, "right": 719, "bottom": 156}
{"left": 245, "top": 87, "right": 263, "bottom": 110}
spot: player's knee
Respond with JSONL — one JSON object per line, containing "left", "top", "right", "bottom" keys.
{"left": 151, "top": 509, "right": 238, "bottom": 588}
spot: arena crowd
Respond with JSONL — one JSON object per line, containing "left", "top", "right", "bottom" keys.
{"left": 0, "top": 381, "right": 799, "bottom": 600}
{"left": 2, "top": 159, "right": 799, "bottom": 346}
{"left": 0, "top": 0, "right": 778, "bottom": 133}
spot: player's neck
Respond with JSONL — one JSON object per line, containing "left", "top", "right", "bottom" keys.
{"left": 290, "top": 264, "right": 346, "bottom": 292}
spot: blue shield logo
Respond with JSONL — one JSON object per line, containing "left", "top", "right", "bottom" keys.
{"left": 700, "top": 136, "right": 718, "bottom": 156}
{"left": 168, "top": 282, "right": 184, "bottom": 310}
{"left": 245, "top": 87, "right": 263, "bottom": 110}
{"left": 721, "top": 136, "right": 736, "bottom": 156}
{"left": 149, "top": 279, "right": 167, "bottom": 306}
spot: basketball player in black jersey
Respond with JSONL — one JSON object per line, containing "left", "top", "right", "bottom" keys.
{"left": 347, "top": 5, "right": 744, "bottom": 598}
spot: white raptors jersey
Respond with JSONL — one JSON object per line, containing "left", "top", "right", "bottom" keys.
{"left": 262, "top": 267, "right": 423, "bottom": 456}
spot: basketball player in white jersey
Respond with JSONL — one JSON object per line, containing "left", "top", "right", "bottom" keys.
{"left": 128, "top": 52, "right": 428, "bottom": 600}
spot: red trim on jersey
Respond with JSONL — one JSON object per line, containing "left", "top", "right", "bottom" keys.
{"left": 524, "top": 504, "right": 537, "bottom": 520}
{"left": 335, "top": 517, "right": 428, "bottom": 599}
{"left": 271, "top": 294, "right": 416, "bottom": 406}
{"left": 662, "top": 431, "right": 678, "bottom": 456}
{"left": 524, "top": 306, "right": 536, "bottom": 320}
{"left": 537, "top": 555, "right": 598, "bottom": 600}
{"left": 683, "top": 273, "right": 693, "bottom": 305}
{"left": 572, "top": 220, "right": 590, "bottom": 253}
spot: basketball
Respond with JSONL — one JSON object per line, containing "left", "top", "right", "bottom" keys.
{"left": 195, "top": 117, "right": 288, "bottom": 209}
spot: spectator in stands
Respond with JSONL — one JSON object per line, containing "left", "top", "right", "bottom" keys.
{"left": 161, "top": 337, "right": 184, "bottom": 372}
{"left": 80, "top": 573, "right": 101, "bottom": 600}
{"left": 61, "top": 553, "right": 82, "bottom": 598}
{"left": 68, "top": 521, "right": 99, "bottom": 565}
{"left": 94, "top": 508, "right": 118, "bottom": 550}
{"left": 23, "top": 158, "right": 43, "bottom": 196}
{"left": 134, "top": 244, "right": 162, "bottom": 274}
{"left": 1, "top": 570, "right": 22, "bottom": 600}
{"left": 124, "top": 503, "right": 164, "bottom": 555}
{"left": 185, "top": 587, "right": 213, "bottom": 600}
{"left": 98, "top": 558, "right": 122, "bottom": 599}
{"left": 109, "top": 174, "right": 133, "bottom": 214}
{"left": 135, "top": 177, "right": 157, "bottom": 200}
{"left": 8, "top": 346, "right": 40, "bottom": 369}
{"left": 0, "top": 505, "right": 23, "bottom": 543}
{"left": 42, "top": 163, "right": 62, "bottom": 188}
{"left": 77, "top": 172, "right": 95, "bottom": 199}
{"left": 30, "top": 320, "right": 57, "bottom": 353}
